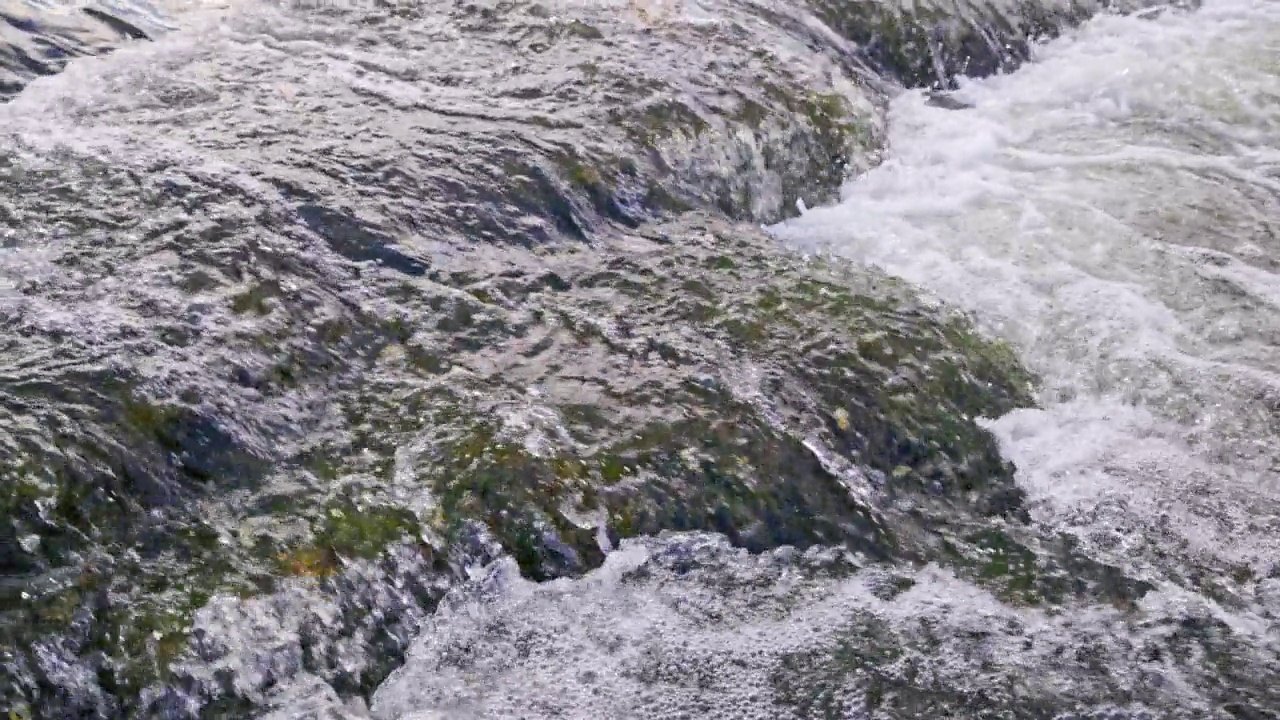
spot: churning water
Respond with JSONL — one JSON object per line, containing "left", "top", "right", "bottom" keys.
{"left": 778, "top": 0, "right": 1280, "bottom": 583}
{"left": 369, "top": 1, "right": 1280, "bottom": 717}
{"left": 3, "top": 0, "right": 1278, "bottom": 716}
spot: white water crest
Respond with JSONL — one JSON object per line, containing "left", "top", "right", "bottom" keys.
{"left": 775, "top": 0, "right": 1280, "bottom": 583}
{"left": 369, "top": 1, "right": 1280, "bottom": 717}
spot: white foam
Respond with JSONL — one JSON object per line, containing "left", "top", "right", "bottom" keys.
{"left": 368, "top": 533, "right": 1280, "bottom": 718}
{"left": 364, "top": 1, "right": 1280, "bottom": 716}
{"left": 774, "top": 0, "right": 1280, "bottom": 577}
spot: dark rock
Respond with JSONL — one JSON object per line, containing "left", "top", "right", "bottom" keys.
{"left": 1, "top": 3, "right": 159, "bottom": 101}
{"left": 807, "top": 0, "right": 1200, "bottom": 89}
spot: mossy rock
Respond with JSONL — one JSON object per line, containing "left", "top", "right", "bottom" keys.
{"left": 324, "top": 213, "right": 1144, "bottom": 613}
{"left": 804, "top": 0, "right": 1149, "bottom": 89}
{"left": 0, "top": 207, "right": 1143, "bottom": 714}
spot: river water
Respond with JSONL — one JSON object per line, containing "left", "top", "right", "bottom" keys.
{"left": 782, "top": 1, "right": 1280, "bottom": 710}
{"left": 369, "top": 1, "right": 1280, "bottom": 718}
{"left": 779, "top": 0, "right": 1280, "bottom": 584}
{"left": 3, "top": 0, "right": 1278, "bottom": 716}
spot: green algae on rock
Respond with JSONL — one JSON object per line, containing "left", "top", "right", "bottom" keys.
{"left": 362, "top": 214, "right": 1148, "bottom": 609}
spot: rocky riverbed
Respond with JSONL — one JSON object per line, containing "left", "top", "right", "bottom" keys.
{"left": 0, "top": 0, "right": 1244, "bottom": 718}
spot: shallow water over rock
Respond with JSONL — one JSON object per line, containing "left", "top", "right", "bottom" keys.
{"left": 0, "top": 0, "right": 1227, "bottom": 717}
{"left": 0, "top": 0, "right": 184, "bottom": 100}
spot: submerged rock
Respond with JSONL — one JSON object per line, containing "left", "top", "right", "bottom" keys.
{"left": 0, "top": 0, "right": 1188, "bottom": 717}
{"left": 0, "top": 2, "right": 160, "bottom": 100}
{"left": 807, "top": 0, "right": 1200, "bottom": 88}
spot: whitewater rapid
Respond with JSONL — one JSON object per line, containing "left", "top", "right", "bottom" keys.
{"left": 776, "top": 0, "right": 1280, "bottom": 585}
{"left": 367, "top": 1, "right": 1280, "bottom": 717}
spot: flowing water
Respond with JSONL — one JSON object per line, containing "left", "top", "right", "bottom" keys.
{"left": 370, "top": 1, "right": 1280, "bottom": 717}
{"left": 3, "top": 0, "right": 1279, "bottom": 716}
{"left": 779, "top": 0, "right": 1280, "bottom": 590}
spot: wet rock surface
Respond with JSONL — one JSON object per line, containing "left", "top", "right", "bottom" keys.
{"left": 807, "top": 0, "right": 1194, "bottom": 88}
{"left": 0, "top": 1, "right": 164, "bottom": 101}
{"left": 0, "top": 0, "right": 1218, "bottom": 718}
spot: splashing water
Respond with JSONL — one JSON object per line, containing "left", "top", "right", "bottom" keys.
{"left": 775, "top": 0, "right": 1280, "bottom": 584}
{"left": 3, "top": 0, "right": 1278, "bottom": 714}
{"left": 368, "top": 1, "right": 1280, "bottom": 718}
